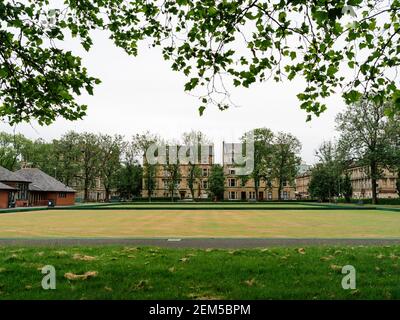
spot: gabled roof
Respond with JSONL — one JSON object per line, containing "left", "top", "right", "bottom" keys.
{"left": 15, "top": 168, "right": 75, "bottom": 193}
{"left": 0, "top": 181, "right": 16, "bottom": 190}
{"left": 0, "top": 166, "right": 31, "bottom": 183}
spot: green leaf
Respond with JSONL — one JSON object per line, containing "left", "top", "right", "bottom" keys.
{"left": 278, "top": 12, "right": 286, "bottom": 23}
{"left": 0, "top": 69, "right": 8, "bottom": 78}
{"left": 184, "top": 78, "right": 199, "bottom": 91}
{"left": 198, "top": 106, "right": 206, "bottom": 116}
{"left": 327, "top": 65, "right": 338, "bottom": 77}
{"left": 343, "top": 90, "right": 362, "bottom": 104}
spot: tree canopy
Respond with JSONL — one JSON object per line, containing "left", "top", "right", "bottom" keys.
{"left": 1, "top": 0, "right": 400, "bottom": 124}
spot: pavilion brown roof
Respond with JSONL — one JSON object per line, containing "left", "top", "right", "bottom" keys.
{"left": 15, "top": 168, "right": 75, "bottom": 193}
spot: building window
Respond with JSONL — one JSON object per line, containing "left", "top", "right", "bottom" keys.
{"left": 229, "top": 179, "right": 236, "bottom": 187}
{"left": 229, "top": 191, "right": 236, "bottom": 199}
{"left": 202, "top": 180, "right": 208, "bottom": 189}
{"left": 249, "top": 191, "right": 256, "bottom": 199}
{"left": 202, "top": 168, "right": 208, "bottom": 177}
{"left": 16, "top": 183, "right": 28, "bottom": 200}
{"left": 268, "top": 192, "right": 272, "bottom": 200}
{"left": 58, "top": 192, "right": 67, "bottom": 198}
{"left": 230, "top": 169, "right": 235, "bottom": 175}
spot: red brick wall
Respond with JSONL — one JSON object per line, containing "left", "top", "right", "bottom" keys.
{"left": 0, "top": 191, "right": 9, "bottom": 209}
{"left": 47, "top": 192, "right": 75, "bottom": 206}
{"left": 16, "top": 199, "right": 29, "bottom": 207}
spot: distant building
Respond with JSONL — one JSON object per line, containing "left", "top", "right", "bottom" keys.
{"left": 0, "top": 166, "right": 30, "bottom": 207}
{"left": 16, "top": 168, "right": 76, "bottom": 206}
{"left": 72, "top": 177, "right": 118, "bottom": 202}
{"left": 295, "top": 171, "right": 312, "bottom": 200}
{"left": 298, "top": 162, "right": 312, "bottom": 175}
{"left": 0, "top": 182, "right": 16, "bottom": 209}
{"left": 0, "top": 166, "right": 76, "bottom": 208}
{"left": 347, "top": 165, "right": 398, "bottom": 199}
{"left": 222, "top": 142, "right": 296, "bottom": 200}
{"left": 295, "top": 165, "right": 399, "bottom": 200}
{"left": 142, "top": 145, "right": 214, "bottom": 199}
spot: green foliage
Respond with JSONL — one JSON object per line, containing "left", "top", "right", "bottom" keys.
{"left": 2, "top": 1, "right": 400, "bottom": 123}
{"left": 187, "top": 164, "right": 201, "bottom": 199}
{"left": 0, "top": 1, "right": 99, "bottom": 124}
{"left": 309, "top": 141, "right": 350, "bottom": 202}
{"left": 181, "top": 130, "right": 211, "bottom": 199}
{"left": 76, "top": 133, "right": 102, "bottom": 201}
{"left": 342, "top": 173, "right": 353, "bottom": 202}
{"left": 0, "top": 130, "right": 149, "bottom": 201}
{"left": 396, "top": 177, "right": 400, "bottom": 196}
{"left": 309, "top": 164, "right": 340, "bottom": 202}
{"left": 143, "top": 163, "right": 156, "bottom": 201}
{"left": 52, "top": 131, "right": 82, "bottom": 186}
{"left": 98, "top": 134, "right": 125, "bottom": 201}
{"left": 116, "top": 162, "right": 143, "bottom": 199}
{"left": 208, "top": 164, "right": 224, "bottom": 200}
{"left": 164, "top": 150, "right": 182, "bottom": 202}
{"left": 0, "top": 132, "right": 31, "bottom": 170}
{"left": 132, "top": 132, "right": 160, "bottom": 201}
{"left": 106, "top": 0, "right": 400, "bottom": 118}
{"left": 242, "top": 128, "right": 274, "bottom": 200}
{"left": 270, "top": 132, "right": 302, "bottom": 200}
{"left": 336, "top": 99, "right": 399, "bottom": 204}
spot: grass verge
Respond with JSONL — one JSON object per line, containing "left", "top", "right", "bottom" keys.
{"left": 0, "top": 246, "right": 399, "bottom": 299}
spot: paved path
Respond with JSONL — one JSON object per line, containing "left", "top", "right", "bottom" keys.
{"left": 1, "top": 238, "right": 400, "bottom": 248}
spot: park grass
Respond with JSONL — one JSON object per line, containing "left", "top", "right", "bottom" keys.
{"left": 102, "top": 201, "right": 326, "bottom": 208}
{"left": 0, "top": 245, "right": 399, "bottom": 299}
{"left": 0, "top": 209, "right": 400, "bottom": 238}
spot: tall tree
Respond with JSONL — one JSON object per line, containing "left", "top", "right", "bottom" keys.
{"left": 309, "top": 141, "right": 349, "bottom": 202}
{"left": 336, "top": 99, "right": 395, "bottom": 204}
{"left": 164, "top": 162, "right": 181, "bottom": 202}
{"left": 53, "top": 131, "right": 82, "bottom": 187}
{"left": 116, "top": 162, "right": 143, "bottom": 200}
{"left": 315, "top": 141, "right": 348, "bottom": 200}
{"left": 98, "top": 134, "right": 124, "bottom": 201}
{"left": 118, "top": 140, "right": 143, "bottom": 200}
{"left": 20, "top": 138, "right": 57, "bottom": 175}
{"left": 181, "top": 130, "right": 211, "bottom": 200}
{"left": 386, "top": 115, "right": 400, "bottom": 197}
{"left": 271, "top": 132, "right": 301, "bottom": 200}
{"left": 208, "top": 164, "right": 225, "bottom": 201}
{"left": 0, "top": 132, "right": 30, "bottom": 170}
{"left": 77, "top": 133, "right": 101, "bottom": 202}
{"left": 132, "top": 132, "right": 159, "bottom": 201}
{"left": 309, "top": 164, "right": 339, "bottom": 202}
{"left": 342, "top": 173, "right": 353, "bottom": 203}
{"left": 241, "top": 128, "right": 274, "bottom": 201}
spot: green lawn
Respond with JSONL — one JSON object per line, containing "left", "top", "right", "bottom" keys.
{"left": 0, "top": 246, "right": 399, "bottom": 299}
{"left": 102, "top": 203, "right": 321, "bottom": 209}
{"left": 0, "top": 209, "right": 399, "bottom": 238}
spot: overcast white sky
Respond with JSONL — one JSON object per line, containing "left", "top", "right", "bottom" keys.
{"left": 0, "top": 30, "right": 346, "bottom": 165}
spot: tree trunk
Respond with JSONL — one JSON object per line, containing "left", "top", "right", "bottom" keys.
{"left": 190, "top": 185, "right": 194, "bottom": 200}
{"left": 397, "top": 170, "right": 400, "bottom": 196}
{"left": 278, "top": 179, "right": 282, "bottom": 201}
{"left": 197, "top": 181, "right": 201, "bottom": 200}
{"left": 105, "top": 187, "right": 110, "bottom": 202}
{"left": 371, "top": 162, "right": 378, "bottom": 204}
{"left": 254, "top": 180, "right": 259, "bottom": 201}
{"left": 84, "top": 187, "right": 89, "bottom": 202}
{"left": 147, "top": 186, "right": 151, "bottom": 202}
